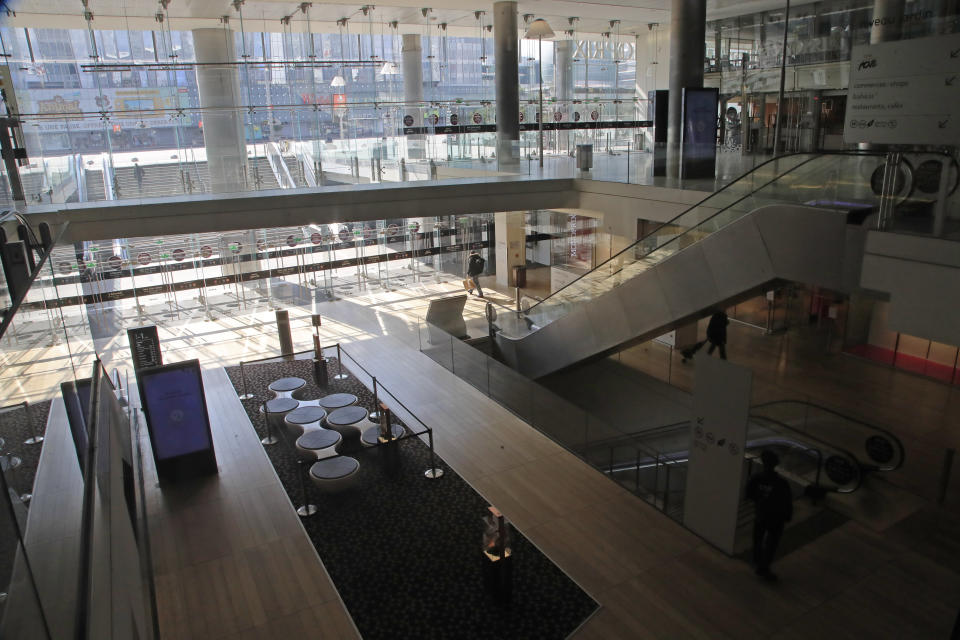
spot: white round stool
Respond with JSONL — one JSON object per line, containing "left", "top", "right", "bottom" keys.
{"left": 309, "top": 456, "right": 360, "bottom": 492}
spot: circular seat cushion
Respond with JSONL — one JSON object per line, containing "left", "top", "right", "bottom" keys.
{"left": 310, "top": 456, "right": 359, "bottom": 480}
{"left": 361, "top": 424, "right": 405, "bottom": 446}
{"left": 327, "top": 406, "right": 368, "bottom": 427}
{"left": 297, "top": 429, "right": 341, "bottom": 451}
{"left": 285, "top": 406, "right": 327, "bottom": 426}
{"left": 318, "top": 393, "right": 358, "bottom": 410}
{"left": 264, "top": 397, "right": 299, "bottom": 414}
{"left": 268, "top": 377, "right": 306, "bottom": 393}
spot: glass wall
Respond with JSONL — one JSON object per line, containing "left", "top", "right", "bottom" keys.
{"left": 0, "top": 19, "right": 646, "bottom": 206}
{"left": 705, "top": 0, "right": 960, "bottom": 155}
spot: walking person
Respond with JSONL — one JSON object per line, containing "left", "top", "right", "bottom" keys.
{"left": 682, "top": 309, "right": 729, "bottom": 361}
{"left": 134, "top": 163, "right": 145, "bottom": 192}
{"left": 466, "top": 250, "right": 485, "bottom": 298}
{"left": 745, "top": 450, "right": 793, "bottom": 582}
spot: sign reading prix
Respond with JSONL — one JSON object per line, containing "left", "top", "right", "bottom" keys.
{"left": 845, "top": 33, "right": 960, "bottom": 145}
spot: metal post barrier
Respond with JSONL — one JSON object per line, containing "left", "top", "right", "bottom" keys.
{"left": 238, "top": 362, "right": 254, "bottom": 400}
{"left": 663, "top": 465, "right": 671, "bottom": 515}
{"left": 424, "top": 429, "right": 444, "bottom": 479}
{"left": 939, "top": 448, "right": 955, "bottom": 505}
{"left": 296, "top": 459, "right": 318, "bottom": 517}
{"left": 635, "top": 450, "right": 640, "bottom": 493}
{"left": 22, "top": 402, "right": 43, "bottom": 445}
{"left": 369, "top": 377, "right": 381, "bottom": 422}
{"left": 260, "top": 401, "right": 279, "bottom": 446}
{"left": 333, "top": 344, "right": 349, "bottom": 380}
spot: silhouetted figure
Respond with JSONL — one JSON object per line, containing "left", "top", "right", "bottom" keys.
{"left": 134, "top": 163, "right": 145, "bottom": 191}
{"left": 466, "top": 250, "right": 485, "bottom": 297}
{"left": 682, "top": 310, "right": 729, "bottom": 361}
{"left": 745, "top": 450, "right": 793, "bottom": 582}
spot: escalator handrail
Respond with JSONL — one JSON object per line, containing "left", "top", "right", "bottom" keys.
{"left": 751, "top": 399, "right": 905, "bottom": 471}
{"left": 522, "top": 150, "right": 884, "bottom": 318}
{"left": 749, "top": 414, "right": 864, "bottom": 492}
{"left": 579, "top": 420, "right": 691, "bottom": 452}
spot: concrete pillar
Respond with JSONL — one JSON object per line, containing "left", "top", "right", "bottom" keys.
{"left": 554, "top": 40, "right": 574, "bottom": 102}
{"left": 666, "top": 0, "right": 706, "bottom": 179}
{"left": 870, "top": 0, "right": 905, "bottom": 43}
{"left": 494, "top": 1, "right": 520, "bottom": 167}
{"left": 402, "top": 34, "right": 425, "bottom": 160}
{"left": 495, "top": 211, "right": 525, "bottom": 287}
{"left": 192, "top": 28, "right": 248, "bottom": 193}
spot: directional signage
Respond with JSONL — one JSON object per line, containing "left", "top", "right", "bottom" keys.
{"left": 845, "top": 33, "right": 960, "bottom": 144}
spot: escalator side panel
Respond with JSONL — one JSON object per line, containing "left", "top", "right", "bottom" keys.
{"left": 500, "top": 204, "right": 857, "bottom": 379}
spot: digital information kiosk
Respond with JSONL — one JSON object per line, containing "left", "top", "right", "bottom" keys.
{"left": 137, "top": 359, "right": 217, "bottom": 481}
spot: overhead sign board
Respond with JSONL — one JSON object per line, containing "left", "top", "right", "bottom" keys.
{"left": 845, "top": 33, "right": 960, "bottom": 145}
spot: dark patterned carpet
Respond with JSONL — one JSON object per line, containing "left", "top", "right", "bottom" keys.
{"left": 0, "top": 400, "right": 51, "bottom": 609}
{"left": 226, "top": 357, "right": 598, "bottom": 639}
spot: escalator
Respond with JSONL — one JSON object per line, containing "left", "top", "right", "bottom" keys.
{"left": 581, "top": 400, "right": 905, "bottom": 520}
{"left": 493, "top": 151, "right": 921, "bottom": 379}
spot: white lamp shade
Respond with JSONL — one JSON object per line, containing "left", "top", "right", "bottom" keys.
{"left": 331, "top": 74, "right": 346, "bottom": 87}
{"left": 379, "top": 61, "right": 399, "bottom": 75}
{"left": 524, "top": 19, "right": 555, "bottom": 40}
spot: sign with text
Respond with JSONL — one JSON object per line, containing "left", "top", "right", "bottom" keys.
{"left": 127, "top": 325, "right": 162, "bottom": 371}
{"left": 845, "top": 33, "right": 960, "bottom": 144}
{"left": 683, "top": 355, "right": 752, "bottom": 555}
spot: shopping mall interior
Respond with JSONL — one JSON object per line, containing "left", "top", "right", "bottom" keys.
{"left": 0, "top": 0, "right": 959, "bottom": 637}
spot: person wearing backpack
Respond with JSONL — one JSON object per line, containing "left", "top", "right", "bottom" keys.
{"left": 466, "top": 251, "right": 485, "bottom": 297}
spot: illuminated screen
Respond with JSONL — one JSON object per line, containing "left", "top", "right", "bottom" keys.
{"left": 140, "top": 365, "right": 212, "bottom": 461}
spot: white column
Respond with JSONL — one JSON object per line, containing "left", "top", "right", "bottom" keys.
{"left": 192, "top": 28, "right": 248, "bottom": 193}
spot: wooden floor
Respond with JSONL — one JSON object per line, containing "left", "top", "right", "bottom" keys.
{"left": 143, "top": 367, "right": 358, "bottom": 640}
{"left": 18, "top": 277, "right": 960, "bottom": 638}
{"left": 333, "top": 336, "right": 960, "bottom": 639}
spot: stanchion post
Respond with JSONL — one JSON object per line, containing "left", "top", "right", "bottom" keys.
{"left": 424, "top": 428, "right": 444, "bottom": 479}
{"left": 260, "top": 401, "right": 278, "bottom": 446}
{"left": 23, "top": 401, "right": 43, "bottom": 445}
{"left": 333, "top": 344, "right": 348, "bottom": 380}
{"left": 369, "top": 377, "right": 381, "bottom": 422}
{"left": 238, "top": 361, "right": 254, "bottom": 400}
{"left": 296, "top": 460, "right": 318, "bottom": 517}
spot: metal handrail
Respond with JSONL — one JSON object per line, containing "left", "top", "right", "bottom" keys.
{"left": 751, "top": 399, "right": 905, "bottom": 471}
{"left": 749, "top": 414, "right": 863, "bottom": 493}
{"left": 524, "top": 151, "right": 840, "bottom": 316}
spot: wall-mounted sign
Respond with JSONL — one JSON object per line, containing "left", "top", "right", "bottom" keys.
{"left": 403, "top": 114, "right": 414, "bottom": 126}
{"left": 450, "top": 113, "right": 459, "bottom": 125}
{"left": 200, "top": 245, "right": 213, "bottom": 258}
{"left": 845, "top": 33, "right": 960, "bottom": 145}
{"left": 108, "top": 255, "right": 122, "bottom": 271}
{"left": 137, "top": 252, "right": 151, "bottom": 266}
{"left": 590, "top": 110, "right": 599, "bottom": 121}
{"left": 428, "top": 113, "right": 439, "bottom": 125}
{"left": 473, "top": 112, "right": 482, "bottom": 124}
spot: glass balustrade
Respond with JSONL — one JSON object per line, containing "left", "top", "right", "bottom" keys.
{"left": 506, "top": 151, "right": 947, "bottom": 337}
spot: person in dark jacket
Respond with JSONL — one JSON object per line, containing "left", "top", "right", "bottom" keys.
{"left": 466, "top": 251, "right": 485, "bottom": 297}
{"left": 682, "top": 309, "right": 729, "bottom": 361}
{"left": 745, "top": 450, "right": 793, "bottom": 581}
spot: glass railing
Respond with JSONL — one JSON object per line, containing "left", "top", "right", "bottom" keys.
{"left": 417, "top": 318, "right": 692, "bottom": 522}
{"left": 0, "top": 213, "right": 160, "bottom": 638}
{"left": 500, "top": 152, "right": 901, "bottom": 338}
{"left": 1, "top": 98, "right": 654, "bottom": 206}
